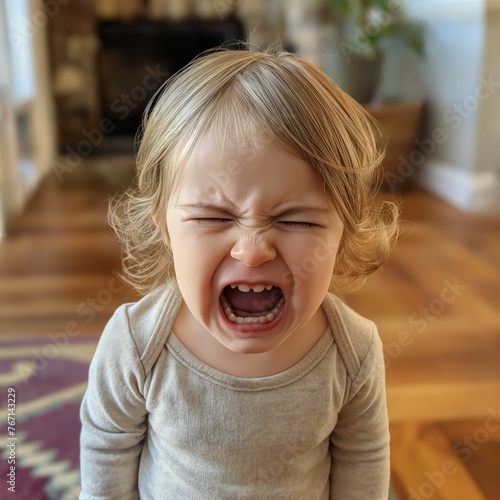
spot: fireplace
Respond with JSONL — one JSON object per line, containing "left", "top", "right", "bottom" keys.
{"left": 96, "top": 17, "right": 244, "bottom": 144}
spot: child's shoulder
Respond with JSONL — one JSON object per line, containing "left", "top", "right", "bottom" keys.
{"left": 124, "top": 285, "right": 181, "bottom": 331}
{"left": 107, "top": 285, "right": 182, "bottom": 367}
{"left": 323, "top": 293, "right": 381, "bottom": 380}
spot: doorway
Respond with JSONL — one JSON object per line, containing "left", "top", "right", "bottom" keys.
{"left": 0, "top": 0, "right": 37, "bottom": 236}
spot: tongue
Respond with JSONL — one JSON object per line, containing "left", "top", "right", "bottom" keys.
{"left": 224, "top": 287, "right": 282, "bottom": 313}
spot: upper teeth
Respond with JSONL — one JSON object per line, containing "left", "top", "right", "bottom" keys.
{"left": 230, "top": 284, "right": 273, "bottom": 293}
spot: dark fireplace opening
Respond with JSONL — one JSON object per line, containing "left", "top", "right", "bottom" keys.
{"left": 95, "top": 16, "right": 244, "bottom": 153}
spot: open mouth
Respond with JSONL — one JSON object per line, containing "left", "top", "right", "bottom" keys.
{"left": 220, "top": 284, "right": 285, "bottom": 325}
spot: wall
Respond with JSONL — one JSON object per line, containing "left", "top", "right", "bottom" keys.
{"left": 400, "top": 0, "right": 499, "bottom": 212}
{"left": 30, "top": 0, "right": 57, "bottom": 187}
{"left": 0, "top": 4, "right": 19, "bottom": 237}
{"left": 0, "top": 0, "right": 57, "bottom": 235}
{"left": 475, "top": 2, "right": 500, "bottom": 178}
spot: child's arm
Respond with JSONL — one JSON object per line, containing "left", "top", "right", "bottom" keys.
{"left": 329, "top": 333, "right": 390, "bottom": 499}
{"left": 79, "top": 305, "right": 148, "bottom": 500}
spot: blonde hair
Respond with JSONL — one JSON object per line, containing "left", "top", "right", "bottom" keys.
{"left": 109, "top": 46, "right": 399, "bottom": 295}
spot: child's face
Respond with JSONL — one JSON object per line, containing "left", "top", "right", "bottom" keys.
{"left": 166, "top": 133, "right": 344, "bottom": 354}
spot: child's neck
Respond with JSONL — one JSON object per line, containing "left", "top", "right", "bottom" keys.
{"left": 172, "top": 303, "right": 329, "bottom": 378}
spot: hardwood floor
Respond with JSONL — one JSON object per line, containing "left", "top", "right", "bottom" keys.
{"left": 0, "top": 157, "right": 140, "bottom": 336}
{"left": 1, "top": 158, "right": 499, "bottom": 499}
{"left": 340, "top": 190, "right": 500, "bottom": 499}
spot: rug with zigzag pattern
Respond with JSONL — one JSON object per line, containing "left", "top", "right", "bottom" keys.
{"left": 0, "top": 335, "right": 95, "bottom": 499}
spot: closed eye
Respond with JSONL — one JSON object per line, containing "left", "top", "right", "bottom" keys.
{"left": 190, "top": 218, "right": 319, "bottom": 228}
{"left": 277, "top": 221, "right": 319, "bottom": 228}
{"left": 191, "top": 218, "right": 233, "bottom": 225}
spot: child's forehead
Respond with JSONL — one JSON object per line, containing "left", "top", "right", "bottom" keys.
{"left": 192, "top": 124, "right": 277, "bottom": 159}
{"left": 183, "top": 130, "right": 297, "bottom": 177}
{"left": 174, "top": 132, "right": 332, "bottom": 204}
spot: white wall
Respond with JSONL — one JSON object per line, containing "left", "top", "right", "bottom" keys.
{"left": 475, "top": 4, "right": 500, "bottom": 176}
{"left": 30, "top": 0, "right": 57, "bottom": 184}
{"left": 0, "top": 4, "right": 18, "bottom": 237}
{"left": 402, "top": 0, "right": 484, "bottom": 174}
{"left": 398, "top": 0, "right": 499, "bottom": 212}
{"left": 0, "top": 0, "right": 57, "bottom": 235}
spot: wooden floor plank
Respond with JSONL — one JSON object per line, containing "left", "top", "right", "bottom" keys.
{"left": 388, "top": 381, "right": 500, "bottom": 422}
{"left": 391, "top": 423, "right": 488, "bottom": 499}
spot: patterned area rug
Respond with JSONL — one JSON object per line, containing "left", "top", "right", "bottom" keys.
{"left": 0, "top": 335, "right": 400, "bottom": 500}
{"left": 0, "top": 336, "right": 96, "bottom": 499}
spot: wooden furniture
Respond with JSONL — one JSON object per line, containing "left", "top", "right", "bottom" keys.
{"left": 364, "top": 101, "right": 424, "bottom": 191}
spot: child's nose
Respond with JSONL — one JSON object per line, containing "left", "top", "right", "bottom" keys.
{"left": 230, "top": 231, "right": 276, "bottom": 267}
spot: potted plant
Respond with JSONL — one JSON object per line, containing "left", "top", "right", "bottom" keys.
{"left": 324, "top": 0, "right": 425, "bottom": 189}
{"left": 324, "top": 0, "right": 424, "bottom": 104}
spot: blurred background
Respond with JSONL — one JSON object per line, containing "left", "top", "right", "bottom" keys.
{"left": 0, "top": 0, "right": 499, "bottom": 499}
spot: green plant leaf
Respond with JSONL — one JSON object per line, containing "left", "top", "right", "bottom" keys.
{"left": 324, "top": 0, "right": 424, "bottom": 57}
{"left": 324, "top": 0, "right": 350, "bottom": 17}
{"left": 371, "top": 0, "right": 394, "bottom": 10}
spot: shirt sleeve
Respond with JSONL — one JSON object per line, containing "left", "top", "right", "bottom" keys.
{"left": 329, "top": 330, "right": 390, "bottom": 499}
{"left": 79, "top": 304, "right": 148, "bottom": 500}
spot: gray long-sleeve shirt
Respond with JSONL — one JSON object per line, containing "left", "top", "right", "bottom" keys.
{"left": 79, "top": 286, "right": 390, "bottom": 499}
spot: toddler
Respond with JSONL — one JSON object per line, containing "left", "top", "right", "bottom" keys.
{"left": 79, "top": 46, "right": 399, "bottom": 499}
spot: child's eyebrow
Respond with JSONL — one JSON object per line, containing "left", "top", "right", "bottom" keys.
{"left": 176, "top": 204, "right": 331, "bottom": 218}
{"left": 274, "top": 206, "right": 331, "bottom": 218}
{"left": 176, "top": 204, "right": 236, "bottom": 216}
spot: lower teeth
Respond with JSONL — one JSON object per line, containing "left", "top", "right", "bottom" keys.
{"left": 220, "top": 295, "right": 285, "bottom": 325}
